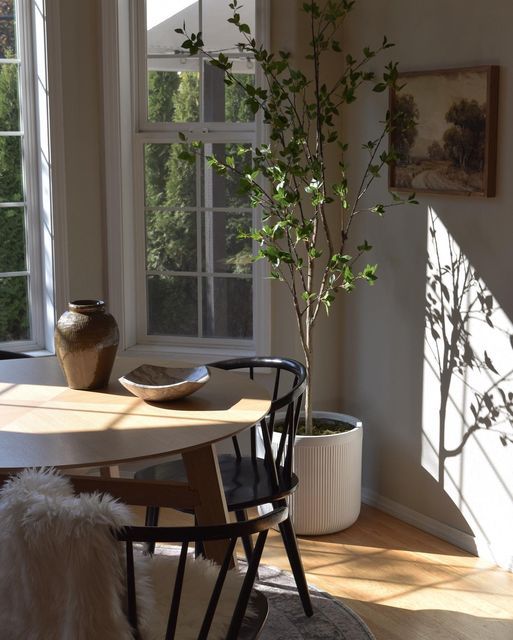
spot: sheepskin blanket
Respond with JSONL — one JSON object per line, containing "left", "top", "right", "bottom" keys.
{"left": 0, "top": 469, "right": 249, "bottom": 640}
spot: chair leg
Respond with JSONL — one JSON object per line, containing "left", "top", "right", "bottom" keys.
{"left": 235, "top": 509, "right": 260, "bottom": 581}
{"left": 277, "top": 512, "right": 314, "bottom": 617}
{"left": 194, "top": 514, "right": 205, "bottom": 558}
{"left": 235, "top": 509, "right": 254, "bottom": 562}
{"left": 145, "top": 505, "right": 160, "bottom": 526}
{"left": 145, "top": 506, "right": 160, "bottom": 554}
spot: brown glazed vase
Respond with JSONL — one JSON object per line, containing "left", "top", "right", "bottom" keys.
{"left": 54, "top": 300, "right": 119, "bottom": 390}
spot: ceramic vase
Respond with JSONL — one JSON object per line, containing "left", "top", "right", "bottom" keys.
{"left": 55, "top": 299, "right": 119, "bottom": 390}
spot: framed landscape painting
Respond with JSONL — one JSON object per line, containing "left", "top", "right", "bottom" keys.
{"left": 389, "top": 66, "right": 499, "bottom": 197}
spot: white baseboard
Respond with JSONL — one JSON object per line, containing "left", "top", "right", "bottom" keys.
{"left": 362, "top": 488, "right": 513, "bottom": 572}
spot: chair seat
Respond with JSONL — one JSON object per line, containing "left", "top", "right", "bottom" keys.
{"left": 136, "top": 454, "right": 299, "bottom": 511}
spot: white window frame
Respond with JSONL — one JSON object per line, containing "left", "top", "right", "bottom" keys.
{"left": 0, "top": 0, "right": 68, "bottom": 354}
{"left": 102, "top": 0, "right": 270, "bottom": 362}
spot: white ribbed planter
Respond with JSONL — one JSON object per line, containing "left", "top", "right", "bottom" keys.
{"left": 277, "top": 411, "right": 363, "bottom": 536}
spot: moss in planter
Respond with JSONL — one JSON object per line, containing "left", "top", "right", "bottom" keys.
{"left": 275, "top": 418, "right": 355, "bottom": 436}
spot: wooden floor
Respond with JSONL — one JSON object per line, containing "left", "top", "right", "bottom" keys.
{"left": 140, "top": 503, "right": 513, "bottom": 640}
{"left": 263, "top": 505, "right": 513, "bottom": 640}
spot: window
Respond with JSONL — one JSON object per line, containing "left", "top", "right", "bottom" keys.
{"left": 0, "top": 0, "right": 64, "bottom": 351}
{"left": 103, "top": 0, "right": 269, "bottom": 358}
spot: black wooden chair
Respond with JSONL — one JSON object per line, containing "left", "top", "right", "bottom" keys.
{"left": 135, "top": 356, "right": 313, "bottom": 617}
{"left": 118, "top": 506, "right": 288, "bottom": 640}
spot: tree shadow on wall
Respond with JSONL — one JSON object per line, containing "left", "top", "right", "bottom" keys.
{"left": 425, "top": 209, "right": 513, "bottom": 489}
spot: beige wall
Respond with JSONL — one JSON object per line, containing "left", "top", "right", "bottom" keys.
{"left": 58, "top": 0, "right": 105, "bottom": 303}
{"left": 339, "top": 0, "right": 513, "bottom": 566}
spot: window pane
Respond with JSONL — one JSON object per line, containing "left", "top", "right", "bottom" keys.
{"left": 0, "top": 0, "right": 16, "bottom": 59}
{"left": 0, "top": 275, "right": 29, "bottom": 341}
{"left": 202, "top": 276, "right": 252, "bottom": 339}
{"left": 203, "top": 143, "right": 252, "bottom": 208}
{"left": 0, "top": 63, "right": 19, "bottom": 130}
{"left": 147, "top": 70, "right": 179, "bottom": 122}
{"left": 226, "top": 71, "right": 255, "bottom": 123}
{"left": 146, "top": 209, "right": 197, "bottom": 272}
{"left": 202, "top": 211, "right": 252, "bottom": 274}
{"left": 144, "top": 143, "right": 196, "bottom": 207}
{"left": 148, "top": 68, "right": 200, "bottom": 124}
{"left": 0, "top": 135, "right": 22, "bottom": 201}
{"left": 146, "top": 0, "right": 200, "bottom": 123}
{"left": 202, "top": 62, "right": 255, "bottom": 124}
{"left": 0, "top": 207, "right": 25, "bottom": 271}
{"left": 147, "top": 274, "right": 197, "bottom": 336}
{"left": 146, "top": 0, "right": 198, "bottom": 54}
{"left": 203, "top": 0, "right": 254, "bottom": 53}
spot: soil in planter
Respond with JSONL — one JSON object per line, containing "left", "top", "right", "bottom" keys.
{"left": 275, "top": 418, "right": 355, "bottom": 436}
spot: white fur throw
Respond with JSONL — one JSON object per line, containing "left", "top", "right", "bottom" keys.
{"left": 145, "top": 546, "right": 251, "bottom": 640}
{"left": 0, "top": 468, "right": 250, "bottom": 640}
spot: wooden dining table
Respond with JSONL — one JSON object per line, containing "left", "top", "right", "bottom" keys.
{"left": 0, "top": 355, "right": 271, "bottom": 563}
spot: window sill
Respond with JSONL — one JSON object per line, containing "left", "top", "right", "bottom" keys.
{"left": 118, "top": 343, "right": 258, "bottom": 365}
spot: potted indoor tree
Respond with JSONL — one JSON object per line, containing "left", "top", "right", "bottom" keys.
{"left": 178, "top": 0, "right": 415, "bottom": 534}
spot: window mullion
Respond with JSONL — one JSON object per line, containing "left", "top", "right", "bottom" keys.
{"left": 19, "top": 0, "right": 44, "bottom": 348}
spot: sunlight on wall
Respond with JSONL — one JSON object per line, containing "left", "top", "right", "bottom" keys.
{"left": 422, "top": 208, "right": 513, "bottom": 569}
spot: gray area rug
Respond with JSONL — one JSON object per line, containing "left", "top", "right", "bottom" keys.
{"left": 152, "top": 545, "right": 374, "bottom": 639}
{"left": 257, "top": 565, "right": 375, "bottom": 640}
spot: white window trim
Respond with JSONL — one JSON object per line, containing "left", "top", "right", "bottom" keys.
{"left": 102, "top": 0, "right": 270, "bottom": 363}
{"left": 42, "top": 0, "right": 70, "bottom": 340}
{"left": 0, "top": 0, "right": 68, "bottom": 354}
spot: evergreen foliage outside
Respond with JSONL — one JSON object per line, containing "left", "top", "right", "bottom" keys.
{"left": 144, "top": 66, "right": 255, "bottom": 338}
{"left": 0, "top": 0, "right": 16, "bottom": 58}
{"left": 0, "top": 0, "right": 29, "bottom": 342}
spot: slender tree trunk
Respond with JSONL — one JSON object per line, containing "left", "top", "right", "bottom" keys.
{"left": 303, "top": 313, "right": 314, "bottom": 435}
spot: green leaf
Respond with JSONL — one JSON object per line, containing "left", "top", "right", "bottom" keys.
{"left": 362, "top": 264, "right": 378, "bottom": 283}
{"left": 330, "top": 254, "right": 351, "bottom": 269}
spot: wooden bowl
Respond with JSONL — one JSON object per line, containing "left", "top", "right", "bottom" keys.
{"left": 119, "top": 364, "right": 210, "bottom": 401}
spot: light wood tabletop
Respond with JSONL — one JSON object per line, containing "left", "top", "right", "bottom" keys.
{"left": 0, "top": 355, "right": 270, "bottom": 470}
{"left": 0, "top": 355, "right": 271, "bottom": 563}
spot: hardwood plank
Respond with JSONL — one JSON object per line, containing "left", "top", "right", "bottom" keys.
{"left": 263, "top": 505, "right": 513, "bottom": 639}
